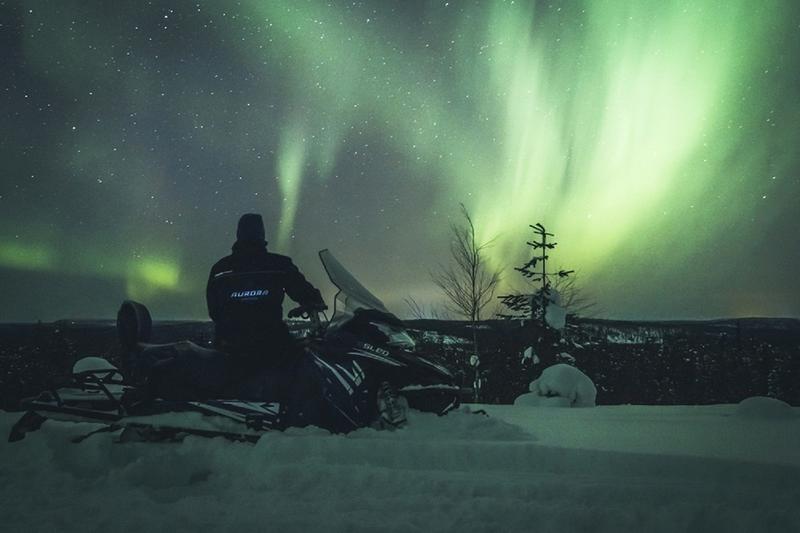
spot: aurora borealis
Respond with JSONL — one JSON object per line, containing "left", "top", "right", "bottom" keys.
{"left": 1, "top": 0, "right": 798, "bottom": 321}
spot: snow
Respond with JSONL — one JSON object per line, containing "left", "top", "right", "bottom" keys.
{"left": 735, "top": 396, "right": 797, "bottom": 419}
{"left": 514, "top": 394, "right": 573, "bottom": 407}
{"left": 2, "top": 404, "right": 799, "bottom": 532}
{"left": 521, "top": 346, "right": 540, "bottom": 365}
{"left": 516, "top": 363, "right": 597, "bottom": 407}
{"left": 416, "top": 330, "right": 471, "bottom": 346}
{"left": 544, "top": 290, "right": 566, "bottom": 330}
{"left": 72, "top": 356, "right": 119, "bottom": 374}
{"left": 555, "top": 351, "right": 576, "bottom": 363}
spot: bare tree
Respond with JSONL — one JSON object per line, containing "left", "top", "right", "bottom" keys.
{"left": 404, "top": 296, "right": 428, "bottom": 320}
{"left": 550, "top": 268, "right": 598, "bottom": 318}
{"left": 403, "top": 296, "right": 451, "bottom": 320}
{"left": 432, "top": 204, "right": 501, "bottom": 322}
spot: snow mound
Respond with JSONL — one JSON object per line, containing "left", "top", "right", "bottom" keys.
{"left": 735, "top": 396, "right": 796, "bottom": 419}
{"left": 515, "top": 363, "right": 597, "bottom": 407}
{"left": 514, "top": 394, "right": 572, "bottom": 407}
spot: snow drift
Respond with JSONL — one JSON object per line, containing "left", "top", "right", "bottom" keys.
{"left": 735, "top": 396, "right": 796, "bottom": 419}
{"left": 2, "top": 403, "right": 800, "bottom": 532}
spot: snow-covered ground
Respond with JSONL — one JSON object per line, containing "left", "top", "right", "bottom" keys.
{"left": 1, "top": 404, "right": 798, "bottom": 532}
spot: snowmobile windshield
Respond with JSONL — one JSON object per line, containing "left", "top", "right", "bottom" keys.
{"left": 319, "top": 249, "right": 389, "bottom": 319}
{"left": 318, "top": 249, "right": 412, "bottom": 348}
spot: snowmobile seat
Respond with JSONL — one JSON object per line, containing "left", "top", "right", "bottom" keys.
{"left": 117, "top": 300, "right": 152, "bottom": 351}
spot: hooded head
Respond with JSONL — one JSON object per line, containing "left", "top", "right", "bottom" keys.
{"left": 236, "top": 213, "right": 266, "bottom": 244}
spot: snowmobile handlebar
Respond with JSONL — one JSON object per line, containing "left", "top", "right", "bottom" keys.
{"left": 288, "top": 305, "right": 329, "bottom": 336}
{"left": 287, "top": 304, "right": 327, "bottom": 320}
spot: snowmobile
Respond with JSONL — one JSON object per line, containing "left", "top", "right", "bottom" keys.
{"left": 9, "top": 249, "right": 460, "bottom": 443}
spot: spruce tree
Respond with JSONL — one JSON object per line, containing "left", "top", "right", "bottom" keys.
{"left": 498, "top": 223, "right": 574, "bottom": 327}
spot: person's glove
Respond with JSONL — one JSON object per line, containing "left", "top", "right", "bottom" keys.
{"left": 288, "top": 303, "right": 327, "bottom": 319}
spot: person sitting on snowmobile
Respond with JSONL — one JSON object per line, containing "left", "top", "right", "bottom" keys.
{"left": 206, "top": 213, "right": 327, "bottom": 362}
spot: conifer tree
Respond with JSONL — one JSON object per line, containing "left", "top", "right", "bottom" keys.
{"left": 499, "top": 223, "right": 574, "bottom": 327}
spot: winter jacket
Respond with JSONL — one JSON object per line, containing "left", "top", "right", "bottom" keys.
{"left": 206, "top": 241, "right": 324, "bottom": 357}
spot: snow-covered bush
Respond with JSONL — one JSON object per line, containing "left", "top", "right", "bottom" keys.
{"left": 514, "top": 363, "right": 597, "bottom": 407}
{"left": 734, "top": 396, "right": 796, "bottom": 419}
{"left": 544, "top": 289, "right": 567, "bottom": 330}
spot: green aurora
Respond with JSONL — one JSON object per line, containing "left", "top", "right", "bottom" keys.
{"left": 1, "top": 0, "right": 798, "bottom": 320}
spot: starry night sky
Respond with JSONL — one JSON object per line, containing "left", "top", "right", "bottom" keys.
{"left": 1, "top": 0, "right": 798, "bottom": 322}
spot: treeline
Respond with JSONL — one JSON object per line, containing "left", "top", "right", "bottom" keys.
{"left": 1, "top": 319, "right": 797, "bottom": 410}
{"left": 409, "top": 319, "right": 800, "bottom": 406}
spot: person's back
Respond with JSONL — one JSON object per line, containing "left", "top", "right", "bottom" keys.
{"left": 206, "top": 214, "right": 325, "bottom": 359}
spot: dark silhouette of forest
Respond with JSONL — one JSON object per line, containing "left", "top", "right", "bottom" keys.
{"left": 407, "top": 317, "right": 800, "bottom": 406}
{"left": 1, "top": 317, "right": 798, "bottom": 411}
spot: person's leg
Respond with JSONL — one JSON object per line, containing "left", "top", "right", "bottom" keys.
{"left": 133, "top": 342, "right": 236, "bottom": 400}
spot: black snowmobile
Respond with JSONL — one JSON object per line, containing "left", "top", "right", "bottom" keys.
{"left": 9, "top": 249, "right": 460, "bottom": 443}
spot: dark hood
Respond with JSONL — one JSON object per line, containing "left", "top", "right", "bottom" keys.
{"left": 236, "top": 213, "right": 266, "bottom": 243}
{"left": 232, "top": 213, "right": 268, "bottom": 255}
